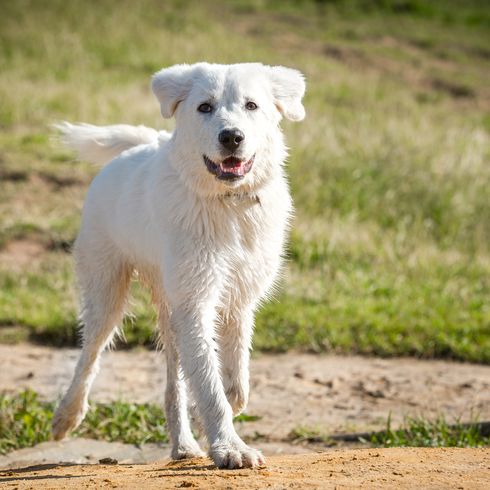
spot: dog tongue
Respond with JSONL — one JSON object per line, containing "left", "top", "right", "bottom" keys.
{"left": 219, "top": 157, "right": 245, "bottom": 176}
{"left": 221, "top": 156, "right": 242, "bottom": 169}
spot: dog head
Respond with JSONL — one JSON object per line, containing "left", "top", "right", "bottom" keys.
{"left": 152, "top": 62, "right": 305, "bottom": 196}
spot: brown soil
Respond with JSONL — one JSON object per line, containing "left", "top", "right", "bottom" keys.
{"left": 1, "top": 448, "right": 489, "bottom": 489}
{"left": 1, "top": 344, "right": 489, "bottom": 445}
{"left": 0, "top": 344, "right": 490, "bottom": 448}
{"left": 0, "top": 239, "right": 47, "bottom": 269}
{"left": 1, "top": 345, "right": 490, "bottom": 485}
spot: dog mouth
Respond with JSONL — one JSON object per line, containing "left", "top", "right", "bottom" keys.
{"left": 203, "top": 155, "right": 255, "bottom": 181}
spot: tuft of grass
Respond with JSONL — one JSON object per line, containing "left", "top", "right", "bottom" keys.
{"left": 289, "top": 415, "right": 490, "bottom": 448}
{"left": 370, "top": 414, "right": 490, "bottom": 448}
{"left": 0, "top": 390, "right": 168, "bottom": 455}
{"left": 0, "top": 258, "right": 79, "bottom": 346}
{"left": 0, "top": 390, "right": 54, "bottom": 454}
{"left": 234, "top": 413, "right": 262, "bottom": 423}
{"left": 288, "top": 426, "right": 335, "bottom": 446}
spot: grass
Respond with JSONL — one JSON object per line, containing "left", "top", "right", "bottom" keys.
{"left": 0, "top": 0, "right": 489, "bottom": 361}
{"left": 289, "top": 415, "right": 490, "bottom": 448}
{"left": 2, "top": 391, "right": 487, "bottom": 455}
{"left": 369, "top": 414, "right": 490, "bottom": 448}
{"left": 0, "top": 390, "right": 168, "bottom": 455}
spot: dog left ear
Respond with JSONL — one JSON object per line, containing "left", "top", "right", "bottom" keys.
{"left": 268, "top": 66, "right": 306, "bottom": 122}
{"left": 152, "top": 64, "right": 194, "bottom": 118}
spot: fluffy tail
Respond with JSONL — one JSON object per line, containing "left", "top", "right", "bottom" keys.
{"left": 54, "top": 122, "right": 168, "bottom": 165}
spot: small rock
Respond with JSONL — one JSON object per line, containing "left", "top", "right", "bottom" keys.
{"left": 313, "top": 377, "right": 341, "bottom": 390}
{"left": 99, "top": 457, "right": 118, "bottom": 465}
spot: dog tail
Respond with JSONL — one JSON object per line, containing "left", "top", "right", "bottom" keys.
{"left": 53, "top": 122, "right": 167, "bottom": 165}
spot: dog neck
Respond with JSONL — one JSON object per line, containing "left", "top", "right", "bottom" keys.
{"left": 217, "top": 191, "right": 261, "bottom": 205}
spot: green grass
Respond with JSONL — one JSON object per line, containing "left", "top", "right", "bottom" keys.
{"left": 2, "top": 390, "right": 487, "bottom": 456}
{"left": 288, "top": 426, "right": 336, "bottom": 446}
{"left": 0, "top": 0, "right": 489, "bottom": 361}
{"left": 289, "top": 415, "right": 490, "bottom": 448}
{"left": 0, "top": 390, "right": 168, "bottom": 455}
{"left": 370, "top": 414, "right": 490, "bottom": 448}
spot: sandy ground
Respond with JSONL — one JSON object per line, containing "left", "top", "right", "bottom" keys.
{"left": 2, "top": 343, "right": 489, "bottom": 442}
{"left": 2, "top": 344, "right": 490, "bottom": 486}
{"left": 1, "top": 448, "right": 489, "bottom": 489}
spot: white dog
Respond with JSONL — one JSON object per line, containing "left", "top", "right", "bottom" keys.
{"left": 52, "top": 62, "right": 305, "bottom": 469}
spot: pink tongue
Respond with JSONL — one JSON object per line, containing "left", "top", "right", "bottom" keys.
{"left": 220, "top": 162, "right": 243, "bottom": 175}
{"left": 222, "top": 157, "right": 242, "bottom": 169}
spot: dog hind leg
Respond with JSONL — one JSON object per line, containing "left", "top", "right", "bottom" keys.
{"left": 52, "top": 242, "right": 131, "bottom": 440}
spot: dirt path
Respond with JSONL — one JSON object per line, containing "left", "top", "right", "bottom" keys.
{"left": 1, "top": 448, "right": 489, "bottom": 489}
{"left": 2, "top": 344, "right": 489, "bottom": 443}
{"left": 2, "top": 345, "right": 490, "bottom": 483}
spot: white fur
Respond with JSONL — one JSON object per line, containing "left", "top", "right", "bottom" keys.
{"left": 52, "top": 62, "right": 305, "bottom": 469}
{"left": 54, "top": 122, "right": 170, "bottom": 165}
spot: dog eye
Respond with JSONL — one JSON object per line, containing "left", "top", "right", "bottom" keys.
{"left": 245, "top": 101, "right": 258, "bottom": 111}
{"left": 197, "top": 103, "right": 213, "bottom": 113}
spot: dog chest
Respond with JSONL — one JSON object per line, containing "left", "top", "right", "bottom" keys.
{"left": 213, "top": 192, "right": 291, "bottom": 305}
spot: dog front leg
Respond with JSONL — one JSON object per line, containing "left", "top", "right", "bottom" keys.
{"left": 162, "top": 322, "right": 205, "bottom": 460}
{"left": 169, "top": 304, "right": 264, "bottom": 469}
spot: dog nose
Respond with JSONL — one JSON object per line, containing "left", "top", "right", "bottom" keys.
{"left": 218, "top": 128, "right": 244, "bottom": 152}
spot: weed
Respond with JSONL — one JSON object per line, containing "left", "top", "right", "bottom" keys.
{"left": 0, "top": 390, "right": 167, "bottom": 455}
{"left": 370, "top": 414, "right": 490, "bottom": 447}
{"left": 289, "top": 414, "right": 490, "bottom": 448}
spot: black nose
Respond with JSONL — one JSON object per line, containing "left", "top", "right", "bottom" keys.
{"left": 218, "top": 128, "right": 245, "bottom": 152}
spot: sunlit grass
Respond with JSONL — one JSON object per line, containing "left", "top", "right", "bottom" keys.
{"left": 0, "top": 390, "right": 168, "bottom": 455}
{"left": 289, "top": 415, "right": 490, "bottom": 448}
{"left": 370, "top": 414, "right": 490, "bottom": 448}
{"left": 0, "top": 0, "right": 489, "bottom": 361}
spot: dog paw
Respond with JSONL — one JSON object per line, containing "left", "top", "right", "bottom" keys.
{"left": 52, "top": 399, "right": 87, "bottom": 441}
{"left": 52, "top": 410, "right": 80, "bottom": 440}
{"left": 171, "top": 441, "right": 206, "bottom": 460}
{"left": 210, "top": 439, "right": 265, "bottom": 469}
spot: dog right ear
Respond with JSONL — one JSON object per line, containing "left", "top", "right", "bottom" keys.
{"left": 152, "top": 64, "right": 194, "bottom": 118}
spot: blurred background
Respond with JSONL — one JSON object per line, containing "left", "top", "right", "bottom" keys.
{"left": 0, "top": 0, "right": 489, "bottom": 458}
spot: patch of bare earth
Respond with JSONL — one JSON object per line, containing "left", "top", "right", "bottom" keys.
{"left": 0, "top": 239, "right": 46, "bottom": 269}
{"left": 1, "top": 344, "right": 489, "bottom": 443}
{"left": 1, "top": 448, "right": 489, "bottom": 489}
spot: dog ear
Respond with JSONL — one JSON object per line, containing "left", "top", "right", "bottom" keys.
{"left": 152, "top": 64, "right": 194, "bottom": 118}
{"left": 268, "top": 66, "right": 306, "bottom": 121}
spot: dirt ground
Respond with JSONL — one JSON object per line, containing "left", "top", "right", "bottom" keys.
{"left": 1, "top": 448, "right": 489, "bottom": 489}
{"left": 1, "top": 343, "right": 489, "bottom": 443}
{"left": 2, "top": 344, "right": 490, "bottom": 486}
